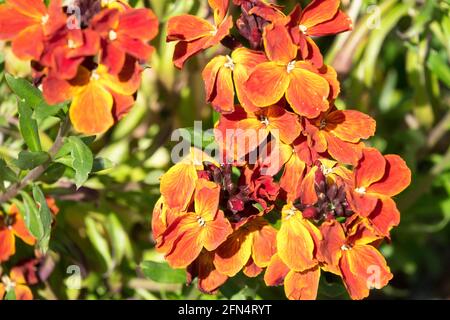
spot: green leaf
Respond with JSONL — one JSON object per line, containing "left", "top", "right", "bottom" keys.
{"left": 140, "top": 261, "right": 186, "bottom": 284}
{"left": 106, "top": 214, "right": 133, "bottom": 264}
{"left": 32, "top": 185, "right": 53, "bottom": 253}
{"left": 4, "top": 288, "right": 16, "bottom": 300}
{"left": 5, "top": 74, "right": 45, "bottom": 108}
{"left": 5, "top": 74, "right": 67, "bottom": 120}
{"left": 14, "top": 151, "right": 49, "bottom": 170}
{"left": 85, "top": 216, "right": 113, "bottom": 271}
{"left": 20, "top": 191, "right": 43, "bottom": 241}
{"left": 67, "top": 136, "right": 94, "bottom": 189}
{"left": 427, "top": 50, "right": 450, "bottom": 88}
{"left": 18, "top": 100, "right": 42, "bottom": 152}
{"left": 92, "top": 157, "right": 114, "bottom": 173}
{"left": 0, "top": 159, "right": 18, "bottom": 182}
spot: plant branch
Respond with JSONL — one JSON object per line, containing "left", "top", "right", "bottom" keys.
{"left": 0, "top": 117, "right": 71, "bottom": 204}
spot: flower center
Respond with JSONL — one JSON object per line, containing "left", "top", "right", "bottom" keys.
{"left": 1, "top": 276, "right": 16, "bottom": 291}
{"left": 260, "top": 116, "right": 269, "bottom": 126}
{"left": 101, "top": 0, "right": 115, "bottom": 7}
{"left": 355, "top": 187, "right": 367, "bottom": 195}
{"left": 286, "top": 207, "right": 296, "bottom": 219}
{"left": 90, "top": 70, "right": 100, "bottom": 81}
{"left": 321, "top": 164, "right": 334, "bottom": 176}
{"left": 197, "top": 216, "right": 206, "bottom": 227}
{"left": 319, "top": 119, "right": 327, "bottom": 129}
{"left": 299, "top": 24, "right": 308, "bottom": 34}
{"left": 341, "top": 244, "right": 351, "bottom": 251}
{"left": 210, "top": 26, "right": 218, "bottom": 36}
{"left": 109, "top": 30, "right": 118, "bottom": 41}
{"left": 287, "top": 61, "right": 296, "bottom": 74}
{"left": 224, "top": 55, "right": 235, "bottom": 71}
{"left": 41, "top": 14, "right": 49, "bottom": 25}
{"left": 67, "top": 39, "right": 77, "bottom": 49}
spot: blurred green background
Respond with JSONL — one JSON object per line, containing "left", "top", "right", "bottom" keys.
{"left": 0, "top": 0, "right": 449, "bottom": 299}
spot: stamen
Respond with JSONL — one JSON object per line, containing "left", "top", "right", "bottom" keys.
{"left": 299, "top": 24, "right": 308, "bottom": 34}
{"left": 355, "top": 187, "right": 367, "bottom": 195}
{"left": 109, "top": 30, "right": 118, "bottom": 41}
{"left": 260, "top": 116, "right": 269, "bottom": 126}
{"left": 90, "top": 70, "right": 100, "bottom": 81}
{"left": 224, "top": 55, "right": 235, "bottom": 71}
{"left": 341, "top": 244, "right": 351, "bottom": 251}
{"left": 210, "top": 26, "right": 218, "bottom": 36}
{"left": 67, "top": 39, "right": 77, "bottom": 49}
{"left": 287, "top": 61, "right": 296, "bottom": 74}
{"left": 41, "top": 14, "right": 49, "bottom": 25}
{"left": 197, "top": 216, "right": 206, "bottom": 227}
{"left": 321, "top": 164, "right": 334, "bottom": 176}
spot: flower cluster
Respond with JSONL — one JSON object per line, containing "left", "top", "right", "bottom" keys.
{"left": 0, "top": 0, "right": 158, "bottom": 134}
{"left": 154, "top": 0, "right": 412, "bottom": 300}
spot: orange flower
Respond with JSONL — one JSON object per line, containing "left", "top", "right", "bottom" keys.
{"left": 167, "top": 0, "right": 233, "bottom": 69}
{"left": 214, "top": 217, "right": 277, "bottom": 277}
{"left": 320, "top": 219, "right": 392, "bottom": 299}
{"left": 346, "top": 148, "right": 411, "bottom": 236}
{"left": 161, "top": 179, "right": 233, "bottom": 268}
{"left": 202, "top": 47, "right": 267, "bottom": 113}
{"left": 303, "top": 108, "right": 376, "bottom": 165}
{"left": 245, "top": 22, "right": 336, "bottom": 118}
{"left": 276, "top": 204, "right": 322, "bottom": 272}
{"left": 0, "top": 266, "right": 33, "bottom": 300}
{"left": 42, "top": 60, "right": 142, "bottom": 135}
{"left": 91, "top": 7, "right": 158, "bottom": 74}
{"left": 41, "top": 28, "right": 100, "bottom": 80}
{"left": 0, "top": 0, "right": 66, "bottom": 60}
{"left": 187, "top": 250, "right": 228, "bottom": 294}
{"left": 287, "top": 0, "right": 352, "bottom": 67}
{"left": 0, "top": 205, "right": 35, "bottom": 263}
{"left": 264, "top": 254, "right": 321, "bottom": 300}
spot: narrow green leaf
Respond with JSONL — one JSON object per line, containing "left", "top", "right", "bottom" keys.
{"left": 67, "top": 136, "right": 94, "bottom": 188}
{"left": 14, "top": 151, "right": 49, "bottom": 170}
{"left": 106, "top": 214, "right": 133, "bottom": 264}
{"left": 5, "top": 74, "right": 44, "bottom": 108}
{"left": 141, "top": 261, "right": 186, "bottom": 284}
{"left": 85, "top": 216, "right": 113, "bottom": 271}
{"left": 0, "top": 159, "right": 18, "bottom": 182}
{"left": 427, "top": 50, "right": 450, "bottom": 88}
{"left": 32, "top": 185, "right": 53, "bottom": 253}
{"left": 18, "top": 100, "right": 42, "bottom": 152}
{"left": 20, "top": 191, "right": 43, "bottom": 241}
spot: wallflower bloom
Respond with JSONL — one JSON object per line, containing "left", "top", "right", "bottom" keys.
{"left": 0, "top": 266, "right": 33, "bottom": 300}
{"left": 43, "top": 61, "right": 142, "bottom": 134}
{"left": 167, "top": 0, "right": 233, "bottom": 69}
{"left": 245, "top": 22, "right": 337, "bottom": 118}
{"left": 287, "top": 0, "right": 352, "bottom": 67}
{"left": 346, "top": 148, "right": 411, "bottom": 236}
{"left": 0, "top": 0, "right": 66, "bottom": 60}
{"left": 303, "top": 108, "right": 376, "bottom": 165}
{"left": 320, "top": 219, "right": 393, "bottom": 299}
{"left": 0, "top": 205, "right": 35, "bottom": 263}
{"left": 92, "top": 7, "right": 158, "bottom": 74}
{"left": 161, "top": 179, "right": 233, "bottom": 268}
{"left": 203, "top": 47, "right": 267, "bottom": 113}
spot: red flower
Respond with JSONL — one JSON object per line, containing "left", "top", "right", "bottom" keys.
{"left": 167, "top": 0, "right": 233, "bottom": 69}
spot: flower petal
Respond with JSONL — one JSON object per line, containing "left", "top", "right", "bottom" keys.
{"left": 160, "top": 162, "right": 197, "bottom": 211}
{"left": 263, "top": 22, "right": 297, "bottom": 63}
{"left": 307, "top": 10, "right": 352, "bottom": 37}
{"left": 277, "top": 206, "right": 316, "bottom": 272}
{"left": 0, "top": 229, "right": 15, "bottom": 262}
{"left": 69, "top": 81, "right": 115, "bottom": 134}
{"left": 355, "top": 148, "right": 386, "bottom": 188}
{"left": 368, "top": 155, "right": 411, "bottom": 197}
{"left": 327, "top": 110, "right": 376, "bottom": 143}
{"left": 326, "top": 133, "right": 363, "bottom": 165}
{"left": 214, "top": 226, "right": 253, "bottom": 277}
{"left": 12, "top": 24, "right": 44, "bottom": 60}
{"left": 340, "top": 244, "right": 393, "bottom": 300}
{"left": 368, "top": 197, "right": 400, "bottom": 236}
{"left": 167, "top": 15, "right": 215, "bottom": 42}
{"left": 286, "top": 62, "right": 330, "bottom": 118}
{"left": 267, "top": 105, "right": 302, "bottom": 145}
{"left": 188, "top": 251, "right": 228, "bottom": 294}
{"left": 300, "top": 0, "right": 340, "bottom": 28}
{"left": 245, "top": 62, "right": 290, "bottom": 107}
{"left": 118, "top": 8, "right": 158, "bottom": 40}
{"left": 284, "top": 267, "right": 320, "bottom": 300}
{"left": 264, "top": 254, "right": 290, "bottom": 286}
